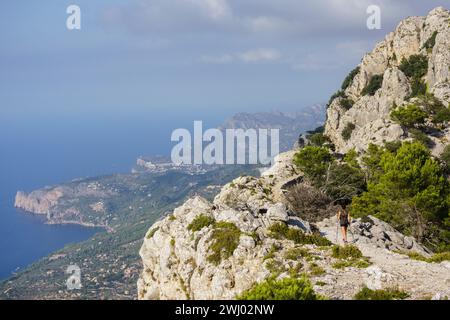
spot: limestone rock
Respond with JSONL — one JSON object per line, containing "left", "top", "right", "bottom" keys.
{"left": 325, "top": 7, "right": 450, "bottom": 153}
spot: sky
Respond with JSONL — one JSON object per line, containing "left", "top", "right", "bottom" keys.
{"left": 0, "top": 0, "right": 449, "bottom": 118}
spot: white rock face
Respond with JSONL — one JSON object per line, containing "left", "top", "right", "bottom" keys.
{"left": 325, "top": 7, "right": 450, "bottom": 154}
{"left": 137, "top": 151, "right": 449, "bottom": 300}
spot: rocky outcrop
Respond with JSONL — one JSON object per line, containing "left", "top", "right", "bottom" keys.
{"left": 138, "top": 151, "right": 450, "bottom": 300}
{"left": 15, "top": 189, "right": 64, "bottom": 216}
{"left": 325, "top": 7, "right": 450, "bottom": 154}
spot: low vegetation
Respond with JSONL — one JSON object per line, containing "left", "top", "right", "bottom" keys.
{"left": 341, "top": 122, "right": 356, "bottom": 141}
{"left": 399, "top": 54, "right": 429, "bottom": 99}
{"left": 341, "top": 67, "right": 360, "bottom": 91}
{"left": 237, "top": 276, "right": 323, "bottom": 300}
{"left": 399, "top": 54, "right": 428, "bottom": 79}
{"left": 352, "top": 142, "right": 450, "bottom": 252}
{"left": 397, "top": 250, "right": 450, "bottom": 263}
{"left": 423, "top": 31, "right": 438, "bottom": 51}
{"left": 187, "top": 214, "right": 215, "bottom": 232}
{"left": 390, "top": 104, "right": 427, "bottom": 128}
{"left": 268, "top": 222, "right": 332, "bottom": 246}
{"left": 146, "top": 227, "right": 159, "bottom": 239}
{"left": 331, "top": 245, "right": 371, "bottom": 269}
{"left": 293, "top": 146, "right": 366, "bottom": 206}
{"left": 361, "top": 74, "right": 383, "bottom": 96}
{"left": 207, "top": 222, "right": 241, "bottom": 265}
{"left": 354, "top": 286, "right": 409, "bottom": 300}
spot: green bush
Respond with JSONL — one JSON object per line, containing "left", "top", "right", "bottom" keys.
{"left": 331, "top": 245, "right": 363, "bottom": 259}
{"left": 361, "top": 74, "right": 383, "bottom": 96}
{"left": 307, "top": 133, "right": 329, "bottom": 147}
{"left": 327, "top": 90, "right": 345, "bottom": 107}
{"left": 390, "top": 104, "right": 427, "bottom": 128}
{"left": 342, "top": 122, "right": 356, "bottom": 141}
{"left": 207, "top": 222, "right": 241, "bottom": 265}
{"left": 268, "top": 222, "right": 332, "bottom": 246}
{"left": 423, "top": 31, "right": 438, "bottom": 51}
{"left": 354, "top": 287, "right": 409, "bottom": 300}
{"left": 293, "top": 146, "right": 333, "bottom": 184}
{"left": 401, "top": 250, "right": 450, "bottom": 263}
{"left": 351, "top": 142, "right": 450, "bottom": 251}
{"left": 409, "top": 128, "right": 433, "bottom": 148}
{"left": 344, "top": 148, "right": 360, "bottom": 168}
{"left": 428, "top": 251, "right": 450, "bottom": 263}
{"left": 432, "top": 107, "right": 450, "bottom": 125}
{"left": 309, "top": 263, "right": 325, "bottom": 276}
{"left": 440, "top": 145, "right": 450, "bottom": 173}
{"left": 187, "top": 214, "right": 215, "bottom": 232}
{"left": 237, "top": 276, "right": 322, "bottom": 300}
{"left": 399, "top": 54, "right": 428, "bottom": 79}
{"left": 408, "top": 78, "right": 427, "bottom": 98}
{"left": 341, "top": 67, "right": 360, "bottom": 90}
{"left": 340, "top": 97, "right": 354, "bottom": 110}
{"left": 284, "top": 247, "right": 311, "bottom": 260}
{"left": 146, "top": 227, "right": 159, "bottom": 239}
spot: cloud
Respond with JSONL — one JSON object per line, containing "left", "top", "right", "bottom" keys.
{"left": 99, "top": 0, "right": 421, "bottom": 38}
{"left": 201, "top": 48, "right": 282, "bottom": 64}
{"left": 291, "top": 40, "right": 372, "bottom": 71}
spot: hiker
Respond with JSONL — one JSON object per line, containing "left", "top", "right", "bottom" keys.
{"left": 337, "top": 206, "right": 351, "bottom": 244}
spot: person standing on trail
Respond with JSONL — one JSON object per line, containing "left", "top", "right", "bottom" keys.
{"left": 337, "top": 206, "right": 351, "bottom": 244}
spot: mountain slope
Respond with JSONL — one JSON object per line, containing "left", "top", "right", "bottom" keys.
{"left": 138, "top": 7, "right": 450, "bottom": 301}
{"left": 325, "top": 7, "right": 450, "bottom": 154}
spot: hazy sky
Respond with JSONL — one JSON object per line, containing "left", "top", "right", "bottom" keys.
{"left": 0, "top": 0, "right": 448, "bottom": 117}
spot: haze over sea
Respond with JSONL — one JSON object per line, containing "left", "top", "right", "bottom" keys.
{"left": 0, "top": 109, "right": 225, "bottom": 280}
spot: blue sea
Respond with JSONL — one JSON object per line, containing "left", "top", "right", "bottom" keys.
{"left": 0, "top": 109, "right": 227, "bottom": 280}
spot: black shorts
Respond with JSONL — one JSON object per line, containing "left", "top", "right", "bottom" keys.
{"left": 340, "top": 222, "right": 349, "bottom": 227}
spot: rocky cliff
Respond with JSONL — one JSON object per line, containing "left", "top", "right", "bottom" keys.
{"left": 325, "top": 7, "right": 450, "bottom": 154}
{"left": 138, "top": 151, "right": 450, "bottom": 300}
{"left": 138, "top": 8, "right": 450, "bottom": 300}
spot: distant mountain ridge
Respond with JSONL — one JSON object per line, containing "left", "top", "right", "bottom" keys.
{"left": 219, "top": 105, "right": 326, "bottom": 152}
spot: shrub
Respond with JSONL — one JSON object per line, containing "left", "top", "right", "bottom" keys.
{"left": 284, "top": 247, "right": 311, "bottom": 260}
{"left": 400, "top": 250, "right": 450, "bottom": 263}
{"left": 237, "top": 276, "right": 322, "bottom": 300}
{"left": 187, "top": 214, "right": 215, "bottom": 232}
{"left": 340, "top": 97, "right": 354, "bottom": 110}
{"left": 264, "top": 244, "right": 279, "bottom": 261}
{"left": 309, "top": 263, "right": 325, "bottom": 276}
{"left": 408, "top": 78, "right": 427, "bottom": 98}
{"left": 307, "top": 133, "right": 329, "bottom": 147}
{"left": 428, "top": 251, "right": 450, "bottom": 263}
{"left": 440, "top": 145, "right": 450, "bottom": 172}
{"left": 399, "top": 54, "right": 428, "bottom": 79}
{"left": 207, "top": 222, "right": 241, "bottom": 265}
{"left": 432, "top": 107, "right": 450, "bottom": 125}
{"left": 268, "top": 222, "right": 332, "bottom": 246}
{"left": 327, "top": 90, "right": 345, "bottom": 107}
{"left": 283, "top": 183, "right": 335, "bottom": 223}
{"left": 390, "top": 104, "right": 427, "bottom": 128}
{"left": 342, "top": 122, "right": 356, "bottom": 141}
{"left": 409, "top": 128, "right": 433, "bottom": 148}
{"left": 322, "top": 162, "right": 366, "bottom": 204}
{"left": 146, "top": 227, "right": 159, "bottom": 239}
{"left": 344, "top": 148, "right": 360, "bottom": 168}
{"left": 361, "top": 74, "right": 383, "bottom": 96}
{"left": 351, "top": 142, "right": 450, "bottom": 251}
{"left": 332, "top": 259, "right": 370, "bottom": 269}
{"left": 423, "top": 31, "right": 438, "bottom": 51}
{"left": 341, "top": 67, "right": 360, "bottom": 90}
{"left": 293, "top": 146, "right": 333, "bottom": 184}
{"left": 354, "top": 287, "right": 409, "bottom": 300}
{"left": 384, "top": 141, "right": 402, "bottom": 153}
{"left": 331, "top": 245, "right": 363, "bottom": 259}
